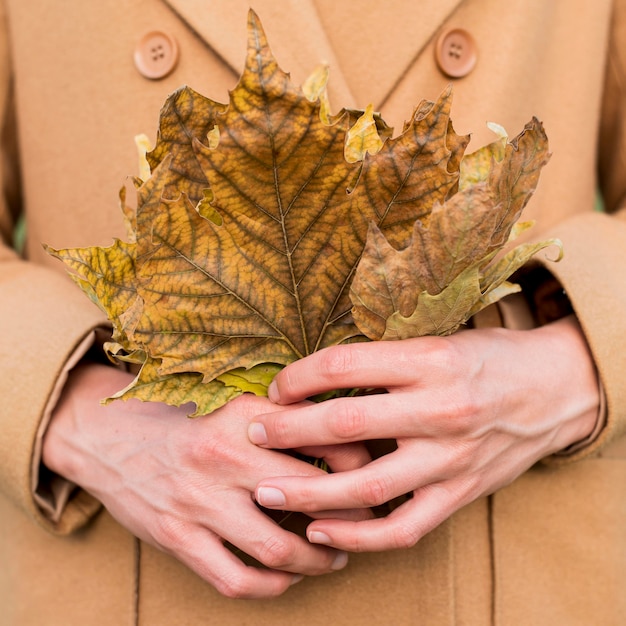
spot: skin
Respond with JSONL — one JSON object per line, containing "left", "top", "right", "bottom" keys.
{"left": 42, "top": 315, "right": 599, "bottom": 598}
{"left": 42, "top": 363, "right": 372, "bottom": 599}
{"left": 248, "top": 315, "right": 600, "bottom": 553}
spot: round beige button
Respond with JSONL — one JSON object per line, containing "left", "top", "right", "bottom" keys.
{"left": 435, "top": 28, "right": 477, "bottom": 78}
{"left": 134, "top": 31, "right": 179, "bottom": 80}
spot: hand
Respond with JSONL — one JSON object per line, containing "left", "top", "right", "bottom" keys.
{"left": 43, "top": 363, "right": 371, "bottom": 598}
{"left": 247, "top": 316, "right": 600, "bottom": 552}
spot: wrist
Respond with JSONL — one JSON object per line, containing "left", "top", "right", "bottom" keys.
{"left": 535, "top": 315, "right": 600, "bottom": 452}
{"left": 42, "top": 362, "right": 134, "bottom": 481}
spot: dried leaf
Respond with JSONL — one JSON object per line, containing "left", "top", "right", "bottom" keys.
{"left": 302, "top": 64, "right": 332, "bottom": 124}
{"left": 105, "top": 357, "right": 242, "bottom": 418}
{"left": 134, "top": 133, "right": 153, "bottom": 182}
{"left": 345, "top": 104, "right": 384, "bottom": 163}
{"left": 44, "top": 239, "right": 137, "bottom": 345}
{"left": 382, "top": 264, "right": 484, "bottom": 339}
{"left": 146, "top": 86, "right": 227, "bottom": 205}
{"left": 46, "top": 10, "right": 555, "bottom": 415}
{"left": 351, "top": 120, "right": 555, "bottom": 340}
{"left": 217, "top": 363, "right": 284, "bottom": 396}
{"left": 459, "top": 122, "right": 508, "bottom": 186}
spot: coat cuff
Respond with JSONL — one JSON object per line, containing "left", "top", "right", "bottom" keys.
{"left": 0, "top": 260, "right": 108, "bottom": 535}
{"left": 472, "top": 211, "right": 620, "bottom": 464}
{"left": 31, "top": 329, "right": 107, "bottom": 533}
{"left": 472, "top": 212, "right": 612, "bottom": 466}
{"left": 529, "top": 211, "right": 625, "bottom": 462}
{"left": 496, "top": 271, "right": 608, "bottom": 464}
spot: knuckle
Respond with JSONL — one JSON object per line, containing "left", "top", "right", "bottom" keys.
{"left": 270, "top": 414, "right": 295, "bottom": 447}
{"left": 187, "top": 432, "right": 241, "bottom": 468}
{"left": 355, "top": 474, "right": 393, "bottom": 507}
{"left": 389, "top": 523, "right": 422, "bottom": 550}
{"left": 427, "top": 336, "right": 461, "bottom": 372}
{"left": 427, "top": 339, "right": 484, "bottom": 434}
{"left": 255, "top": 534, "right": 296, "bottom": 569}
{"left": 446, "top": 392, "right": 481, "bottom": 436}
{"left": 319, "top": 345, "right": 358, "bottom": 377}
{"left": 151, "top": 514, "right": 185, "bottom": 550}
{"left": 188, "top": 435, "right": 223, "bottom": 464}
{"left": 214, "top": 574, "right": 252, "bottom": 599}
{"left": 446, "top": 442, "right": 475, "bottom": 474}
{"left": 453, "top": 469, "right": 484, "bottom": 501}
{"left": 328, "top": 399, "right": 368, "bottom": 440}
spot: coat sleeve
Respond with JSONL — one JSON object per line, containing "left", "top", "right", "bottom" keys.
{"left": 0, "top": 2, "right": 105, "bottom": 534}
{"left": 536, "top": 0, "right": 626, "bottom": 462}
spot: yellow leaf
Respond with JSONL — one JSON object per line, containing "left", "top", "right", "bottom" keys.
{"left": 44, "top": 239, "right": 137, "bottom": 346}
{"left": 460, "top": 122, "right": 507, "bottom": 187}
{"left": 105, "top": 357, "right": 242, "bottom": 417}
{"left": 345, "top": 104, "right": 384, "bottom": 163}
{"left": 302, "top": 64, "right": 332, "bottom": 124}
{"left": 217, "top": 363, "right": 284, "bottom": 396}
{"left": 134, "top": 133, "right": 153, "bottom": 182}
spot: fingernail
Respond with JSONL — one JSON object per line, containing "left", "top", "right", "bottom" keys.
{"left": 290, "top": 574, "right": 304, "bottom": 586}
{"left": 267, "top": 380, "right": 279, "bottom": 403}
{"left": 248, "top": 422, "right": 268, "bottom": 445}
{"left": 256, "top": 486, "right": 286, "bottom": 507}
{"left": 330, "top": 551, "right": 348, "bottom": 571}
{"left": 308, "top": 530, "right": 332, "bottom": 545}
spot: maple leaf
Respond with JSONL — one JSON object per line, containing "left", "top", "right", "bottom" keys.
{"left": 45, "top": 10, "right": 556, "bottom": 415}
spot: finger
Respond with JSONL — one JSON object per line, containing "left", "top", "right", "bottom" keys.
{"left": 269, "top": 339, "right": 439, "bottom": 404}
{"left": 255, "top": 445, "right": 373, "bottom": 521}
{"left": 212, "top": 492, "right": 350, "bottom": 577}
{"left": 294, "top": 442, "right": 373, "bottom": 472}
{"left": 305, "top": 480, "right": 473, "bottom": 552}
{"left": 249, "top": 391, "right": 445, "bottom": 450}
{"left": 164, "top": 523, "right": 304, "bottom": 599}
{"left": 255, "top": 447, "right": 447, "bottom": 512}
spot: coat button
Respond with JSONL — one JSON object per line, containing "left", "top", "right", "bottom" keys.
{"left": 435, "top": 28, "right": 477, "bottom": 78}
{"left": 134, "top": 31, "right": 179, "bottom": 80}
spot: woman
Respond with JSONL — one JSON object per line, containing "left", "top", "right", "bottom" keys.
{"left": 1, "top": 0, "right": 624, "bottom": 624}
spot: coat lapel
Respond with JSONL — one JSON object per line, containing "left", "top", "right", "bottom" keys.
{"left": 309, "top": 0, "right": 467, "bottom": 109}
{"left": 161, "top": 0, "right": 358, "bottom": 107}
{"left": 162, "top": 0, "right": 465, "bottom": 112}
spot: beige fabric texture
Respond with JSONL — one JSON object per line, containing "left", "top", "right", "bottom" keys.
{"left": 1, "top": 0, "right": 625, "bottom": 624}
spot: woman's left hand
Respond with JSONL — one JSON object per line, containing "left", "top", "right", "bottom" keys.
{"left": 247, "top": 316, "right": 600, "bottom": 552}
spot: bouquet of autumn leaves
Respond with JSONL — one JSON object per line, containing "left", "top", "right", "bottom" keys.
{"left": 46, "top": 11, "right": 558, "bottom": 416}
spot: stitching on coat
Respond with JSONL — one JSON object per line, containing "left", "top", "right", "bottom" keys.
{"left": 487, "top": 494, "right": 496, "bottom": 626}
{"left": 608, "top": 10, "right": 626, "bottom": 196}
{"left": 134, "top": 538, "right": 141, "bottom": 626}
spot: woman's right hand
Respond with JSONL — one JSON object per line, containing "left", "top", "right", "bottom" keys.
{"left": 43, "top": 362, "right": 370, "bottom": 599}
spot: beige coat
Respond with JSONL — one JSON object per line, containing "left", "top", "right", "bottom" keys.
{"left": 1, "top": 0, "right": 625, "bottom": 624}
